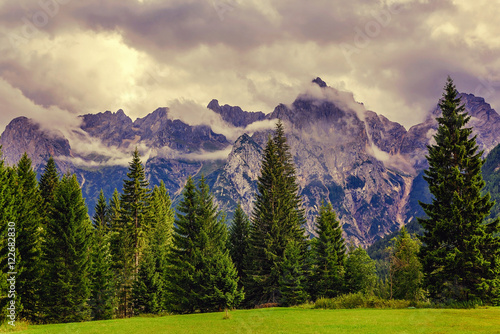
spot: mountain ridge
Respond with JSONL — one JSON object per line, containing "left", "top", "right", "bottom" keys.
{"left": 1, "top": 78, "right": 499, "bottom": 245}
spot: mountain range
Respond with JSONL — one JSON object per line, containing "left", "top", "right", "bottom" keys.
{"left": 1, "top": 78, "right": 499, "bottom": 246}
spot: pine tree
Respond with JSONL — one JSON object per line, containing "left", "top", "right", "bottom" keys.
{"left": 42, "top": 174, "right": 92, "bottom": 323}
{"left": 167, "top": 176, "right": 243, "bottom": 313}
{"left": 0, "top": 149, "right": 18, "bottom": 322}
{"left": 89, "top": 190, "right": 115, "bottom": 320}
{"left": 344, "top": 246, "right": 377, "bottom": 295}
{"left": 388, "top": 227, "right": 423, "bottom": 301}
{"left": 120, "top": 148, "right": 151, "bottom": 273}
{"left": 13, "top": 154, "right": 44, "bottom": 321}
{"left": 228, "top": 203, "right": 250, "bottom": 281}
{"left": 419, "top": 77, "right": 500, "bottom": 304}
{"left": 108, "top": 188, "right": 132, "bottom": 318}
{"left": 93, "top": 190, "right": 110, "bottom": 229}
{"left": 116, "top": 149, "right": 151, "bottom": 317}
{"left": 195, "top": 176, "right": 242, "bottom": 312}
{"left": 198, "top": 249, "right": 244, "bottom": 312}
{"left": 279, "top": 240, "right": 309, "bottom": 306}
{"left": 132, "top": 181, "right": 174, "bottom": 314}
{"left": 311, "top": 202, "right": 346, "bottom": 299}
{"left": 247, "top": 120, "right": 307, "bottom": 305}
{"left": 108, "top": 188, "right": 122, "bottom": 270}
{"left": 39, "top": 156, "right": 59, "bottom": 210}
{"left": 166, "top": 176, "right": 199, "bottom": 313}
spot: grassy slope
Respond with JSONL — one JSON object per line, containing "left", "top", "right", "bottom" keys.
{"left": 12, "top": 307, "right": 500, "bottom": 334}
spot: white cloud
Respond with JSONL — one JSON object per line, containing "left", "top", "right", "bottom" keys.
{"left": 177, "top": 147, "right": 233, "bottom": 161}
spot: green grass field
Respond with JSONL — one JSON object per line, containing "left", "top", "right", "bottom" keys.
{"left": 6, "top": 307, "right": 500, "bottom": 334}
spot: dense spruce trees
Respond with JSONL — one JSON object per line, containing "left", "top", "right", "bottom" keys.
{"left": 419, "top": 77, "right": 500, "bottom": 304}
{"left": 12, "top": 154, "right": 43, "bottom": 321}
{"left": 279, "top": 240, "right": 309, "bottom": 306}
{"left": 228, "top": 203, "right": 250, "bottom": 281}
{"left": 132, "top": 182, "right": 174, "bottom": 314}
{"left": 246, "top": 120, "right": 307, "bottom": 306}
{"left": 42, "top": 174, "right": 93, "bottom": 323}
{"left": 89, "top": 190, "right": 115, "bottom": 320}
{"left": 0, "top": 149, "right": 17, "bottom": 322}
{"left": 167, "top": 176, "right": 243, "bottom": 313}
{"left": 39, "top": 156, "right": 59, "bottom": 211}
{"left": 310, "top": 203, "right": 346, "bottom": 299}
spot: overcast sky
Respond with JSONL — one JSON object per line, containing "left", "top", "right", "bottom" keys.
{"left": 0, "top": 0, "right": 499, "bottom": 135}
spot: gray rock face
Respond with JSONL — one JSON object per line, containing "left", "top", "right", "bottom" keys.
{"left": 207, "top": 99, "right": 266, "bottom": 128}
{"left": 365, "top": 111, "right": 407, "bottom": 155}
{"left": 81, "top": 109, "right": 135, "bottom": 148}
{"left": 211, "top": 133, "right": 263, "bottom": 216}
{"left": 0, "top": 117, "right": 71, "bottom": 169}
{"left": 211, "top": 93, "right": 413, "bottom": 244}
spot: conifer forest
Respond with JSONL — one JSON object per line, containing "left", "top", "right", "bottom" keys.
{"left": 0, "top": 78, "right": 499, "bottom": 325}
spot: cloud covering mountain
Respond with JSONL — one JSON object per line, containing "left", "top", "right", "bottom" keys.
{"left": 1, "top": 0, "right": 500, "bottom": 136}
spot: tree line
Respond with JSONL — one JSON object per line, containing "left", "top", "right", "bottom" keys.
{"left": 0, "top": 77, "right": 499, "bottom": 325}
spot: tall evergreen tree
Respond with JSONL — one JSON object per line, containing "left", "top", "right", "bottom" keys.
{"left": 194, "top": 177, "right": 243, "bottom": 312}
{"left": 247, "top": 120, "right": 307, "bottom": 305}
{"left": 39, "top": 156, "right": 59, "bottom": 210}
{"left": 167, "top": 176, "right": 243, "bottom": 313}
{"left": 93, "top": 190, "right": 110, "bottom": 229}
{"left": 166, "top": 176, "right": 198, "bottom": 313}
{"left": 120, "top": 148, "right": 151, "bottom": 273}
{"left": 419, "top": 77, "right": 500, "bottom": 304}
{"left": 89, "top": 190, "right": 115, "bottom": 320}
{"left": 13, "top": 154, "right": 43, "bottom": 321}
{"left": 108, "top": 188, "right": 131, "bottom": 318}
{"left": 228, "top": 203, "right": 250, "bottom": 280}
{"left": 133, "top": 181, "right": 174, "bottom": 314}
{"left": 0, "top": 149, "right": 18, "bottom": 322}
{"left": 116, "top": 149, "right": 151, "bottom": 317}
{"left": 109, "top": 188, "right": 122, "bottom": 269}
{"left": 42, "top": 174, "right": 93, "bottom": 323}
{"left": 310, "top": 202, "right": 346, "bottom": 299}
{"left": 279, "top": 240, "right": 309, "bottom": 306}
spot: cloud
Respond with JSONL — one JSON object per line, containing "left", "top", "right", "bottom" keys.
{"left": 366, "top": 143, "right": 415, "bottom": 175}
{"left": 177, "top": 146, "right": 233, "bottom": 161}
{"left": 1, "top": 0, "right": 500, "bottom": 137}
{"left": 167, "top": 99, "right": 275, "bottom": 140}
{"left": 0, "top": 77, "right": 81, "bottom": 134}
{"left": 297, "top": 81, "right": 369, "bottom": 121}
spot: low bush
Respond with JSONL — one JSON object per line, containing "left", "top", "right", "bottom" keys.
{"left": 314, "top": 293, "right": 412, "bottom": 309}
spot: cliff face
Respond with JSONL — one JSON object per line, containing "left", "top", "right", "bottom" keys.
{"left": 0, "top": 117, "right": 72, "bottom": 169}
{"left": 1, "top": 80, "right": 499, "bottom": 246}
{"left": 210, "top": 89, "right": 414, "bottom": 244}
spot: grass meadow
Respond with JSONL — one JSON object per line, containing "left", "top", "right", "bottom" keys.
{"left": 2, "top": 307, "right": 500, "bottom": 334}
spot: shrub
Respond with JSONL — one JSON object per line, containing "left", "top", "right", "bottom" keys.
{"left": 314, "top": 293, "right": 412, "bottom": 309}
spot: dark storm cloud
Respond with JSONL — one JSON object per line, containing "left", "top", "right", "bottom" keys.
{"left": 0, "top": 0, "right": 499, "bottom": 134}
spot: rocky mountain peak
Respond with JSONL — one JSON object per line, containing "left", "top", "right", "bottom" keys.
{"left": 312, "top": 77, "right": 327, "bottom": 88}
{"left": 207, "top": 100, "right": 266, "bottom": 128}
{"left": 207, "top": 99, "right": 221, "bottom": 111}
{"left": 0, "top": 116, "right": 71, "bottom": 168}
